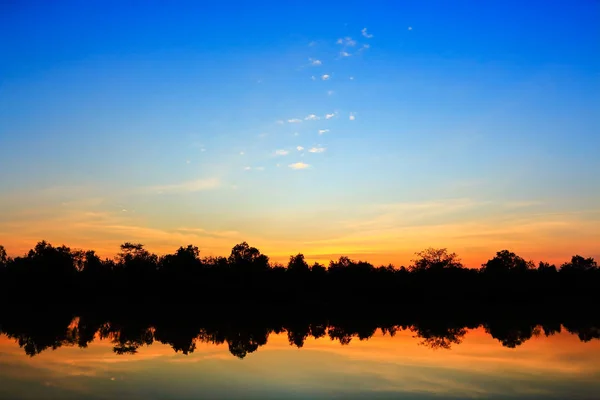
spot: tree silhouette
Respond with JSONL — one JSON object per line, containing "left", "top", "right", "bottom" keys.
{"left": 410, "top": 248, "right": 463, "bottom": 272}
{"left": 481, "top": 250, "right": 534, "bottom": 274}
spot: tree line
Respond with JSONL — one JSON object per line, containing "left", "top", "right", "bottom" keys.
{"left": 0, "top": 241, "right": 598, "bottom": 305}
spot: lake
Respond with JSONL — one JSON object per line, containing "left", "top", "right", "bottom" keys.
{"left": 1, "top": 318, "right": 599, "bottom": 400}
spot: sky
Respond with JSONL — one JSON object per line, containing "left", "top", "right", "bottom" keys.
{"left": 1, "top": 0, "right": 599, "bottom": 267}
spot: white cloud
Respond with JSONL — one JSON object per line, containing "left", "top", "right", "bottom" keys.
{"left": 296, "top": 146, "right": 304, "bottom": 151}
{"left": 321, "top": 74, "right": 330, "bottom": 80}
{"left": 240, "top": 151, "right": 245, "bottom": 155}
{"left": 244, "top": 166, "right": 252, "bottom": 171}
{"left": 327, "top": 90, "right": 334, "bottom": 96}
{"left": 289, "top": 162, "right": 310, "bottom": 170}
{"left": 325, "top": 113, "right": 336, "bottom": 119}
{"left": 305, "top": 114, "right": 319, "bottom": 121}
{"left": 309, "top": 147, "right": 326, "bottom": 153}
{"left": 337, "top": 37, "right": 357, "bottom": 46}
{"left": 318, "top": 129, "right": 330, "bottom": 135}
{"left": 288, "top": 118, "right": 302, "bottom": 123}
{"left": 361, "top": 28, "right": 374, "bottom": 38}
{"left": 150, "top": 178, "right": 220, "bottom": 193}
{"left": 309, "top": 58, "right": 322, "bottom": 66}
{"left": 340, "top": 51, "right": 351, "bottom": 57}
{"left": 349, "top": 113, "right": 356, "bottom": 121}
{"left": 275, "top": 149, "right": 289, "bottom": 156}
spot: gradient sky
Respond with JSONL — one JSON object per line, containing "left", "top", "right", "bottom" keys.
{"left": 1, "top": 1, "right": 599, "bottom": 266}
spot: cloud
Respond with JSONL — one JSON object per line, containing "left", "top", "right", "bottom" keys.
{"left": 309, "top": 147, "right": 326, "bottom": 153}
{"left": 408, "top": 26, "right": 412, "bottom": 30}
{"left": 337, "top": 37, "right": 357, "bottom": 46}
{"left": 296, "top": 146, "right": 304, "bottom": 151}
{"left": 275, "top": 149, "right": 289, "bottom": 156}
{"left": 244, "top": 166, "right": 251, "bottom": 170}
{"left": 349, "top": 76, "right": 355, "bottom": 80}
{"left": 318, "top": 129, "right": 329, "bottom": 135}
{"left": 361, "top": 28, "right": 374, "bottom": 38}
{"left": 321, "top": 74, "right": 330, "bottom": 80}
{"left": 340, "top": 51, "right": 351, "bottom": 57}
{"left": 287, "top": 118, "right": 302, "bottom": 123}
{"left": 349, "top": 113, "right": 356, "bottom": 121}
{"left": 311, "top": 76, "right": 316, "bottom": 81}
{"left": 255, "top": 166, "right": 265, "bottom": 171}
{"left": 240, "top": 151, "right": 245, "bottom": 155}
{"left": 309, "top": 58, "right": 322, "bottom": 66}
{"left": 325, "top": 113, "right": 336, "bottom": 119}
{"left": 276, "top": 120, "right": 285, "bottom": 125}
{"left": 305, "top": 114, "right": 319, "bottom": 121}
{"left": 186, "top": 160, "right": 190, "bottom": 164}
{"left": 150, "top": 178, "right": 220, "bottom": 193}
{"left": 288, "top": 162, "right": 310, "bottom": 170}
{"left": 327, "top": 90, "right": 334, "bottom": 96}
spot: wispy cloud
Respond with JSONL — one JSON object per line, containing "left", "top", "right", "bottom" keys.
{"left": 150, "top": 178, "right": 220, "bottom": 194}
{"left": 287, "top": 118, "right": 302, "bottom": 123}
{"left": 337, "top": 37, "right": 357, "bottom": 46}
{"left": 309, "top": 58, "right": 322, "bottom": 66}
{"left": 305, "top": 114, "right": 320, "bottom": 121}
{"left": 289, "top": 162, "right": 310, "bottom": 170}
{"left": 244, "top": 166, "right": 252, "bottom": 171}
{"left": 349, "top": 113, "right": 356, "bottom": 121}
{"left": 309, "top": 146, "right": 326, "bottom": 153}
{"left": 321, "top": 74, "right": 330, "bottom": 80}
{"left": 275, "top": 149, "right": 289, "bottom": 156}
{"left": 318, "top": 129, "right": 329, "bottom": 135}
{"left": 296, "top": 146, "right": 304, "bottom": 151}
{"left": 361, "top": 28, "right": 373, "bottom": 38}
{"left": 255, "top": 166, "right": 265, "bottom": 171}
{"left": 327, "top": 90, "right": 334, "bottom": 96}
{"left": 340, "top": 51, "right": 351, "bottom": 57}
{"left": 325, "top": 113, "right": 336, "bottom": 119}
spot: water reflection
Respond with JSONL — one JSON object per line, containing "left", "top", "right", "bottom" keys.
{"left": 1, "top": 308, "right": 599, "bottom": 359}
{"left": 1, "top": 322, "right": 600, "bottom": 400}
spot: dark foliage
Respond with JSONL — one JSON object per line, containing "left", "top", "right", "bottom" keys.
{"left": 0, "top": 241, "right": 598, "bottom": 305}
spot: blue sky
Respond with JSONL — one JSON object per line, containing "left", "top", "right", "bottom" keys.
{"left": 1, "top": 0, "right": 599, "bottom": 264}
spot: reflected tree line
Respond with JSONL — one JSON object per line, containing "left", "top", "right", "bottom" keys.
{"left": 0, "top": 240, "right": 598, "bottom": 358}
{"left": 0, "top": 307, "right": 599, "bottom": 359}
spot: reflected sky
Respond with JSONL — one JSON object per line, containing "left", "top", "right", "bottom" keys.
{"left": 1, "top": 327, "right": 599, "bottom": 399}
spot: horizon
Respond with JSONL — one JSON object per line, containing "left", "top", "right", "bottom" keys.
{"left": 1, "top": 1, "right": 599, "bottom": 268}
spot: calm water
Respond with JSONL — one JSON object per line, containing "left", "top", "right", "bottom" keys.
{"left": 1, "top": 323, "right": 599, "bottom": 400}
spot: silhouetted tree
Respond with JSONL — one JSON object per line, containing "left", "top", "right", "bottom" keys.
{"left": 287, "top": 253, "right": 309, "bottom": 273}
{"left": 560, "top": 255, "right": 597, "bottom": 272}
{"left": 481, "top": 250, "right": 534, "bottom": 274}
{"left": 410, "top": 248, "right": 463, "bottom": 272}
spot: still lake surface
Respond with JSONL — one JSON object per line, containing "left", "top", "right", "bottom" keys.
{"left": 1, "top": 321, "right": 599, "bottom": 400}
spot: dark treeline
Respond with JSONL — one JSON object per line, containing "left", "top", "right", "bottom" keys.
{"left": 0, "top": 241, "right": 599, "bottom": 306}
{"left": 1, "top": 305, "right": 599, "bottom": 359}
